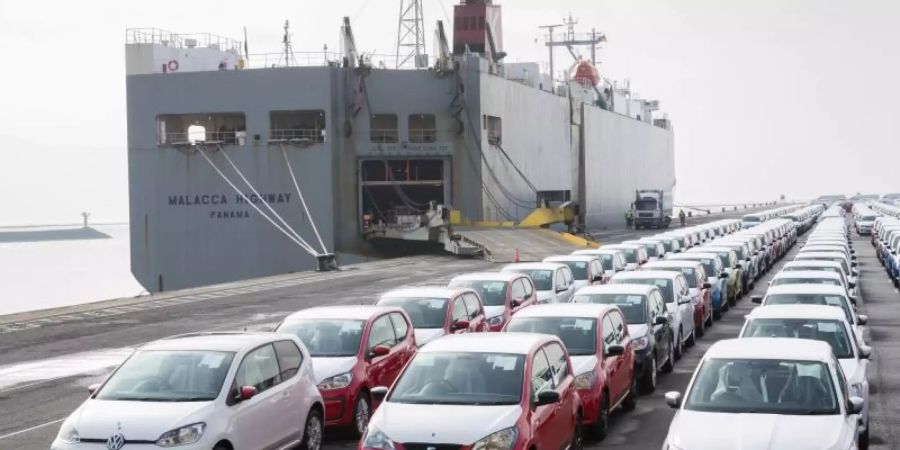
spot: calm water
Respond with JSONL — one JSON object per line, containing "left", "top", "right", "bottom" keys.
{"left": 0, "top": 224, "right": 144, "bottom": 316}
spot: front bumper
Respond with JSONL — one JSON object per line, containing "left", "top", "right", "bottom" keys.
{"left": 322, "top": 386, "right": 353, "bottom": 427}
{"left": 577, "top": 387, "right": 602, "bottom": 424}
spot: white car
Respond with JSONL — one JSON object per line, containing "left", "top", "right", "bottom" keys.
{"left": 602, "top": 244, "right": 650, "bottom": 271}
{"left": 770, "top": 270, "right": 856, "bottom": 302}
{"left": 662, "top": 338, "right": 863, "bottom": 450}
{"left": 609, "top": 270, "right": 696, "bottom": 358}
{"left": 501, "top": 262, "right": 575, "bottom": 303}
{"left": 739, "top": 305, "right": 872, "bottom": 447}
{"left": 543, "top": 254, "right": 608, "bottom": 290}
{"left": 52, "top": 332, "right": 324, "bottom": 450}
{"left": 751, "top": 285, "right": 867, "bottom": 343}
{"left": 781, "top": 260, "right": 857, "bottom": 300}
{"left": 571, "top": 248, "right": 628, "bottom": 278}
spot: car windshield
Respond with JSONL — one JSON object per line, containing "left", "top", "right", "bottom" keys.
{"left": 450, "top": 280, "right": 507, "bottom": 306}
{"left": 377, "top": 298, "right": 448, "bottom": 328}
{"left": 597, "top": 254, "right": 613, "bottom": 271}
{"left": 616, "top": 249, "right": 637, "bottom": 263}
{"left": 772, "top": 278, "right": 842, "bottom": 288}
{"left": 506, "top": 317, "right": 597, "bottom": 356}
{"left": 742, "top": 319, "right": 853, "bottom": 359}
{"left": 612, "top": 278, "right": 674, "bottom": 303}
{"left": 684, "top": 358, "right": 838, "bottom": 415}
{"left": 514, "top": 269, "right": 553, "bottom": 290}
{"left": 765, "top": 294, "right": 853, "bottom": 324}
{"left": 743, "top": 216, "right": 761, "bottom": 223}
{"left": 660, "top": 241, "right": 674, "bottom": 252}
{"left": 558, "top": 261, "right": 588, "bottom": 280}
{"left": 278, "top": 319, "right": 365, "bottom": 357}
{"left": 784, "top": 266, "right": 843, "bottom": 278}
{"left": 573, "top": 293, "right": 647, "bottom": 324}
{"left": 389, "top": 352, "right": 525, "bottom": 405}
{"left": 862, "top": 216, "right": 877, "bottom": 221}
{"left": 96, "top": 350, "right": 234, "bottom": 402}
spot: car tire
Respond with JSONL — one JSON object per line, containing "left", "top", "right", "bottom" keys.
{"left": 640, "top": 357, "right": 657, "bottom": 394}
{"left": 300, "top": 408, "right": 323, "bottom": 450}
{"left": 859, "top": 424, "right": 870, "bottom": 450}
{"left": 590, "top": 393, "right": 610, "bottom": 440}
{"left": 622, "top": 375, "right": 638, "bottom": 412}
{"left": 572, "top": 412, "right": 585, "bottom": 450}
{"left": 674, "top": 329, "right": 683, "bottom": 360}
{"left": 352, "top": 393, "right": 371, "bottom": 438}
{"left": 696, "top": 318, "right": 705, "bottom": 338}
{"left": 661, "top": 340, "right": 675, "bottom": 373}
{"left": 686, "top": 328, "right": 696, "bottom": 347}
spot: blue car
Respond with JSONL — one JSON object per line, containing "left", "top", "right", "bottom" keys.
{"left": 668, "top": 254, "right": 728, "bottom": 319}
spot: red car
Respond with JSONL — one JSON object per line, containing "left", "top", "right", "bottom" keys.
{"left": 642, "top": 260, "right": 714, "bottom": 337}
{"left": 361, "top": 333, "right": 582, "bottom": 450}
{"left": 503, "top": 304, "right": 637, "bottom": 440}
{"left": 448, "top": 272, "right": 538, "bottom": 331}
{"left": 275, "top": 305, "right": 417, "bottom": 436}
{"left": 377, "top": 287, "right": 488, "bottom": 346}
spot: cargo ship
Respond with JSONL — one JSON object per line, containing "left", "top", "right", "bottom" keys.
{"left": 125, "top": 0, "right": 676, "bottom": 293}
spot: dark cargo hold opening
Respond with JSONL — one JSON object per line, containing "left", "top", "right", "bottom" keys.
{"left": 360, "top": 159, "right": 448, "bottom": 229}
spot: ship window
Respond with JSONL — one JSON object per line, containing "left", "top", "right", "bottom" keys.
{"left": 270, "top": 110, "right": 326, "bottom": 143}
{"left": 156, "top": 113, "right": 246, "bottom": 146}
{"left": 484, "top": 115, "right": 502, "bottom": 145}
{"left": 408, "top": 114, "right": 437, "bottom": 143}
{"left": 370, "top": 114, "right": 399, "bottom": 144}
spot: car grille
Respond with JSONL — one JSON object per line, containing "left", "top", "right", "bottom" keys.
{"left": 638, "top": 213, "right": 654, "bottom": 218}
{"left": 403, "top": 444, "right": 463, "bottom": 450}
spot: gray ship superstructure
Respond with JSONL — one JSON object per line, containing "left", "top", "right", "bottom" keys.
{"left": 125, "top": 1, "right": 675, "bottom": 293}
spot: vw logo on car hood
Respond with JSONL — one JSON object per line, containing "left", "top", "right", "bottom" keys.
{"left": 106, "top": 432, "right": 126, "bottom": 450}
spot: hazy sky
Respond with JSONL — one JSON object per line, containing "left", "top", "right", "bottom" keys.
{"left": 1, "top": 0, "right": 898, "bottom": 225}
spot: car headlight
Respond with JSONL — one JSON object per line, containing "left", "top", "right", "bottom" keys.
{"left": 851, "top": 382, "right": 864, "bottom": 399}
{"left": 57, "top": 419, "right": 79, "bottom": 444}
{"left": 633, "top": 335, "right": 650, "bottom": 351}
{"left": 362, "top": 425, "right": 395, "bottom": 450}
{"left": 318, "top": 372, "right": 352, "bottom": 390}
{"left": 472, "top": 427, "right": 518, "bottom": 450}
{"left": 156, "top": 422, "right": 206, "bottom": 447}
{"left": 487, "top": 316, "right": 504, "bottom": 327}
{"left": 573, "top": 371, "right": 595, "bottom": 390}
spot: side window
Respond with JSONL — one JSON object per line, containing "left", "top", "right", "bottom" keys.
{"left": 389, "top": 312, "right": 410, "bottom": 342}
{"left": 522, "top": 278, "right": 534, "bottom": 297}
{"left": 590, "top": 261, "right": 601, "bottom": 279}
{"left": 651, "top": 292, "right": 663, "bottom": 317}
{"left": 511, "top": 279, "right": 527, "bottom": 300}
{"left": 273, "top": 340, "right": 304, "bottom": 381}
{"left": 543, "top": 342, "right": 569, "bottom": 386}
{"left": 611, "top": 312, "right": 627, "bottom": 343}
{"left": 530, "top": 349, "right": 554, "bottom": 399}
{"left": 451, "top": 297, "right": 469, "bottom": 323}
{"left": 601, "top": 315, "right": 616, "bottom": 352}
{"left": 463, "top": 294, "right": 481, "bottom": 319}
{"left": 235, "top": 344, "right": 281, "bottom": 394}
{"left": 368, "top": 315, "right": 398, "bottom": 350}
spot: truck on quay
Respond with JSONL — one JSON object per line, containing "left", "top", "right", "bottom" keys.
{"left": 633, "top": 189, "right": 673, "bottom": 229}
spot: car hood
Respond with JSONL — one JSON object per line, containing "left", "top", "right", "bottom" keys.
{"left": 371, "top": 402, "right": 521, "bottom": 444}
{"left": 625, "top": 263, "right": 638, "bottom": 271}
{"left": 415, "top": 328, "right": 446, "bottom": 347}
{"left": 627, "top": 324, "right": 649, "bottom": 340}
{"left": 570, "top": 355, "right": 599, "bottom": 376}
{"left": 536, "top": 290, "right": 554, "bottom": 303}
{"left": 839, "top": 358, "right": 866, "bottom": 385}
{"left": 483, "top": 305, "right": 505, "bottom": 320}
{"left": 312, "top": 356, "right": 358, "bottom": 383}
{"left": 666, "top": 410, "right": 848, "bottom": 450}
{"left": 68, "top": 399, "right": 214, "bottom": 441}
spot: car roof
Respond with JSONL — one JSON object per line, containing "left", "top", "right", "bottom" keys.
{"left": 575, "top": 284, "right": 655, "bottom": 296}
{"left": 772, "top": 271, "right": 842, "bottom": 280}
{"left": 544, "top": 255, "right": 598, "bottom": 263}
{"left": 795, "top": 252, "right": 848, "bottom": 259}
{"left": 783, "top": 260, "right": 843, "bottom": 268}
{"left": 603, "top": 244, "right": 642, "bottom": 250}
{"left": 450, "top": 272, "right": 520, "bottom": 282}
{"left": 511, "top": 303, "right": 616, "bottom": 319}
{"left": 572, "top": 249, "right": 621, "bottom": 256}
{"left": 284, "top": 305, "right": 398, "bottom": 322}
{"left": 613, "top": 270, "right": 681, "bottom": 281}
{"left": 705, "top": 338, "right": 833, "bottom": 362}
{"left": 669, "top": 253, "right": 718, "bottom": 260}
{"left": 765, "top": 284, "right": 848, "bottom": 296}
{"left": 502, "top": 262, "right": 568, "bottom": 271}
{"left": 746, "top": 304, "right": 848, "bottom": 321}
{"left": 420, "top": 332, "right": 552, "bottom": 355}
{"left": 643, "top": 261, "right": 701, "bottom": 269}
{"left": 143, "top": 332, "right": 286, "bottom": 352}
{"left": 380, "top": 286, "right": 469, "bottom": 299}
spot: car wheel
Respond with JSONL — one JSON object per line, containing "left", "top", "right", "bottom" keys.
{"left": 661, "top": 340, "right": 675, "bottom": 373}
{"left": 622, "top": 375, "right": 638, "bottom": 412}
{"left": 590, "top": 392, "right": 610, "bottom": 440}
{"left": 859, "top": 423, "right": 870, "bottom": 450}
{"left": 674, "top": 329, "right": 683, "bottom": 360}
{"left": 712, "top": 307, "right": 721, "bottom": 320}
{"left": 696, "top": 317, "right": 705, "bottom": 338}
{"left": 640, "top": 357, "right": 657, "bottom": 394}
{"left": 572, "top": 412, "right": 585, "bottom": 450}
{"left": 353, "top": 394, "right": 371, "bottom": 437}
{"left": 300, "top": 408, "right": 323, "bottom": 450}
{"left": 686, "top": 327, "right": 696, "bottom": 347}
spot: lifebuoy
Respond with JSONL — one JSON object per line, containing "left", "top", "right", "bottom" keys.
{"left": 167, "top": 60, "right": 179, "bottom": 72}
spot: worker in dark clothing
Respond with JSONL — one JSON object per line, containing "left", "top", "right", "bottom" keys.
{"left": 679, "top": 209, "right": 687, "bottom": 227}
{"left": 625, "top": 207, "right": 634, "bottom": 229}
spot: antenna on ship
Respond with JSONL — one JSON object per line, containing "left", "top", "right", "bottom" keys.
{"left": 395, "top": 0, "right": 428, "bottom": 69}
{"left": 282, "top": 20, "right": 294, "bottom": 67}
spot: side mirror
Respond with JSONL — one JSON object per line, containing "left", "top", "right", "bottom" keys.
{"left": 641, "top": 260, "right": 649, "bottom": 265}
{"left": 664, "top": 391, "right": 683, "bottom": 409}
{"left": 849, "top": 295, "right": 857, "bottom": 306}
{"left": 556, "top": 286, "right": 568, "bottom": 293}
{"left": 605, "top": 344, "right": 625, "bottom": 357}
{"left": 847, "top": 396, "right": 865, "bottom": 415}
{"left": 453, "top": 319, "right": 471, "bottom": 330}
{"left": 88, "top": 383, "right": 100, "bottom": 395}
{"left": 370, "top": 344, "right": 391, "bottom": 358}
{"left": 592, "top": 275, "right": 603, "bottom": 282}
{"left": 851, "top": 261, "right": 859, "bottom": 267}
{"left": 702, "top": 282, "right": 712, "bottom": 289}
{"left": 719, "top": 272, "right": 729, "bottom": 279}
{"left": 510, "top": 298, "right": 522, "bottom": 308}
{"left": 860, "top": 345, "right": 872, "bottom": 360}
{"left": 857, "top": 314, "right": 868, "bottom": 326}
{"left": 535, "top": 390, "right": 561, "bottom": 407}
{"left": 654, "top": 316, "right": 668, "bottom": 326}
{"left": 371, "top": 386, "right": 389, "bottom": 402}
{"left": 735, "top": 264, "right": 743, "bottom": 269}
{"left": 239, "top": 385, "right": 258, "bottom": 401}
{"left": 751, "top": 295, "right": 763, "bottom": 304}
{"left": 851, "top": 255, "right": 857, "bottom": 261}
{"left": 849, "top": 281, "right": 857, "bottom": 288}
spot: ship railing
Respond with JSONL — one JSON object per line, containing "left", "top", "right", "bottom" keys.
{"left": 370, "top": 129, "right": 400, "bottom": 144}
{"left": 243, "top": 51, "right": 406, "bottom": 70}
{"left": 126, "top": 28, "right": 242, "bottom": 53}
{"left": 269, "top": 129, "right": 326, "bottom": 143}
{"left": 408, "top": 129, "right": 438, "bottom": 144}
{"left": 160, "top": 131, "right": 247, "bottom": 146}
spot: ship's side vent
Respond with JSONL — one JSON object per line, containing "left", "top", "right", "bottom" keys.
{"left": 408, "top": 114, "right": 437, "bottom": 143}
{"left": 370, "top": 114, "right": 399, "bottom": 143}
{"left": 269, "top": 110, "right": 327, "bottom": 145}
{"left": 484, "top": 115, "right": 502, "bottom": 145}
{"left": 157, "top": 113, "right": 246, "bottom": 146}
